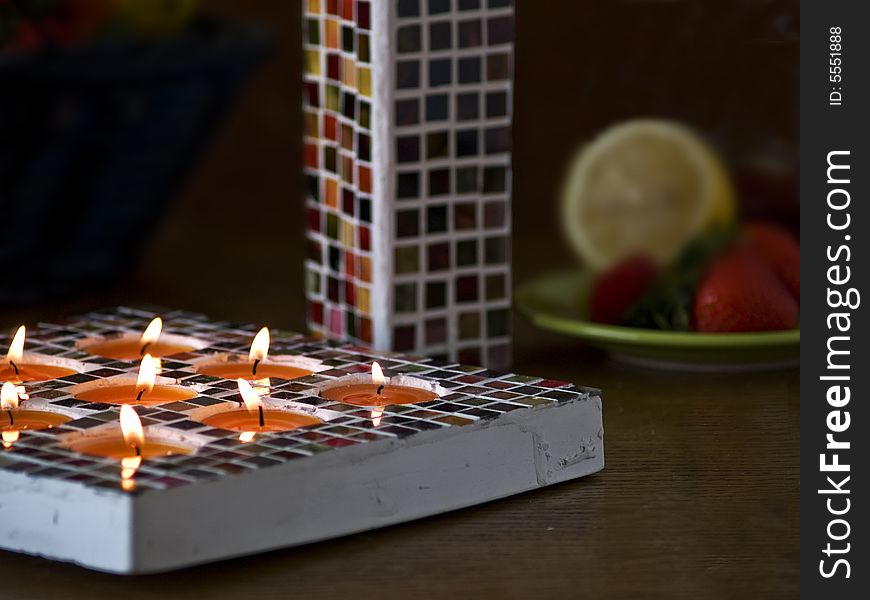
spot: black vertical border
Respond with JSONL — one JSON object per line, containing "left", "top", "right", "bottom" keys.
{"left": 801, "top": 1, "right": 867, "bottom": 596}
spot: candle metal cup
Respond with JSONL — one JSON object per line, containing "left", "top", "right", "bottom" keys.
{"left": 2, "top": 409, "right": 71, "bottom": 448}
{"left": 68, "top": 435, "right": 193, "bottom": 460}
{"left": 321, "top": 383, "right": 437, "bottom": 407}
{"left": 201, "top": 409, "right": 321, "bottom": 432}
{"left": 69, "top": 376, "right": 199, "bottom": 406}
{"left": 195, "top": 361, "right": 313, "bottom": 381}
{"left": 73, "top": 384, "right": 197, "bottom": 406}
{"left": 0, "top": 357, "right": 78, "bottom": 383}
{"left": 76, "top": 334, "right": 207, "bottom": 361}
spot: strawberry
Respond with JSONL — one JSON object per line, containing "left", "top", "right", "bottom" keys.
{"left": 589, "top": 255, "right": 658, "bottom": 325}
{"left": 743, "top": 221, "right": 800, "bottom": 302}
{"left": 694, "top": 246, "right": 798, "bottom": 332}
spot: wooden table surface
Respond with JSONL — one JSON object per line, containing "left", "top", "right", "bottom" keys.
{"left": 0, "top": 317, "right": 799, "bottom": 599}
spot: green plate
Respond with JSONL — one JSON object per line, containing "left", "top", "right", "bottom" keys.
{"left": 516, "top": 270, "right": 800, "bottom": 370}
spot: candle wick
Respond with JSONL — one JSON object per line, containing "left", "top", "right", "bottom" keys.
{"left": 252, "top": 358, "right": 261, "bottom": 377}
{"left": 258, "top": 405, "right": 265, "bottom": 428}
{"left": 139, "top": 342, "right": 151, "bottom": 356}
{"left": 376, "top": 384, "right": 384, "bottom": 397}
{"left": 6, "top": 410, "right": 13, "bottom": 427}
{"left": 9, "top": 361, "right": 19, "bottom": 377}
{"left": 136, "top": 388, "right": 145, "bottom": 402}
{"left": 133, "top": 444, "right": 141, "bottom": 457}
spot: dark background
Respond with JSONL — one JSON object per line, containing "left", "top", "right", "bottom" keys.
{"left": 0, "top": 0, "right": 798, "bottom": 345}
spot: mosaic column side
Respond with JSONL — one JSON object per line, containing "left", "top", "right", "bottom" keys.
{"left": 304, "top": 0, "right": 514, "bottom": 370}
{"left": 387, "top": 0, "right": 514, "bottom": 369}
{"left": 303, "top": 0, "right": 381, "bottom": 347}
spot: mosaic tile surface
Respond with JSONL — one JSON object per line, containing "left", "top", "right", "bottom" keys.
{"left": 303, "top": 0, "right": 514, "bottom": 368}
{"left": 0, "top": 307, "right": 597, "bottom": 495}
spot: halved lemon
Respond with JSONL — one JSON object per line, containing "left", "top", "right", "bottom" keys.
{"left": 561, "top": 120, "right": 735, "bottom": 271}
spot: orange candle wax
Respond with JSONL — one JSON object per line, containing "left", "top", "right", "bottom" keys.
{"left": 74, "top": 384, "right": 197, "bottom": 406}
{"left": 321, "top": 383, "right": 437, "bottom": 407}
{"left": 2, "top": 409, "right": 70, "bottom": 448}
{"left": 79, "top": 337, "right": 198, "bottom": 361}
{"left": 196, "top": 361, "right": 312, "bottom": 381}
{"left": 0, "top": 360, "right": 76, "bottom": 383}
{"left": 69, "top": 436, "right": 192, "bottom": 459}
{"left": 201, "top": 408, "right": 321, "bottom": 432}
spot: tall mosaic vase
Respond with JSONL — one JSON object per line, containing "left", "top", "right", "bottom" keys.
{"left": 303, "top": 0, "right": 514, "bottom": 368}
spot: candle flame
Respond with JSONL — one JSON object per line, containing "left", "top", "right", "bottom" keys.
{"left": 136, "top": 354, "right": 160, "bottom": 395}
{"left": 6, "top": 326, "right": 25, "bottom": 364}
{"left": 237, "top": 378, "right": 263, "bottom": 413}
{"left": 252, "top": 378, "right": 271, "bottom": 397}
{"left": 1, "top": 381, "right": 19, "bottom": 410}
{"left": 239, "top": 431, "right": 256, "bottom": 443}
{"left": 121, "top": 454, "right": 142, "bottom": 489}
{"left": 371, "top": 361, "right": 385, "bottom": 385}
{"left": 371, "top": 407, "right": 383, "bottom": 427}
{"left": 2, "top": 430, "right": 19, "bottom": 448}
{"left": 120, "top": 405, "right": 145, "bottom": 450}
{"left": 249, "top": 327, "right": 270, "bottom": 363}
{"left": 140, "top": 317, "right": 163, "bottom": 347}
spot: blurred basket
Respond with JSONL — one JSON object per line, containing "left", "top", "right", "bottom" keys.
{"left": 0, "top": 19, "right": 271, "bottom": 304}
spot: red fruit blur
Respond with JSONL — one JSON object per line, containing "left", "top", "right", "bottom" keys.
{"left": 589, "top": 255, "right": 658, "bottom": 325}
{"left": 694, "top": 246, "right": 798, "bottom": 333}
{"left": 743, "top": 221, "right": 800, "bottom": 302}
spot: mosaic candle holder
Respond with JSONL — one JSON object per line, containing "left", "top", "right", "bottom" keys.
{"left": 0, "top": 307, "right": 602, "bottom": 574}
{"left": 303, "top": 0, "right": 515, "bottom": 368}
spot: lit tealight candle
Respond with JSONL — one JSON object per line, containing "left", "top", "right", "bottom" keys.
{"left": 195, "top": 327, "right": 316, "bottom": 381}
{"left": 1, "top": 381, "right": 70, "bottom": 448}
{"left": 321, "top": 362, "right": 439, "bottom": 407}
{"left": 0, "top": 326, "right": 79, "bottom": 383}
{"left": 69, "top": 405, "right": 193, "bottom": 490}
{"left": 201, "top": 379, "right": 321, "bottom": 443}
{"left": 72, "top": 354, "right": 197, "bottom": 405}
{"left": 77, "top": 317, "right": 206, "bottom": 360}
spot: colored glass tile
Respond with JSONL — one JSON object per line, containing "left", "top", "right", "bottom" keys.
{"left": 426, "top": 318, "right": 447, "bottom": 345}
{"left": 485, "top": 126, "right": 510, "bottom": 154}
{"left": 428, "top": 168, "right": 450, "bottom": 196}
{"left": 395, "top": 246, "right": 420, "bottom": 274}
{"left": 397, "top": 210, "right": 420, "bottom": 238}
{"left": 455, "top": 166, "right": 477, "bottom": 194}
{"left": 455, "top": 129, "right": 478, "bottom": 156}
{"left": 456, "top": 275, "right": 478, "bottom": 302}
{"left": 484, "top": 201, "right": 507, "bottom": 228}
{"left": 429, "top": 58, "right": 452, "bottom": 87}
{"left": 426, "top": 281, "right": 447, "bottom": 309}
{"left": 398, "top": 25, "right": 422, "bottom": 53}
{"left": 396, "top": 99, "right": 420, "bottom": 126}
{"left": 454, "top": 203, "right": 477, "bottom": 230}
{"left": 427, "top": 131, "right": 450, "bottom": 159}
{"left": 397, "top": 61, "right": 420, "bottom": 89}
{"left": 458, "top": 57, "right": 481, "bottom": 83}
{"left": 456, "top": 92, "right": 479, "bottom": 120}
{"left": 394, "top": 283, "right": 418, "bottom": 313}
{"left": 458, "top": 19, "right": 482, "bottom": 47}
{"left": 485, "top": 236, "right": 508, "bottom": 264}
{"left": 429, "top": 21, "right": 452, "bottom": 51}
{"left": 427, "top": 242, "right": 450, "bottom": 271}
{"left": 426, "top": 94, "right": 449, "bottom": 121}
{"left": 427, "top": 205, "right": 448, "bottom": 233}
{"left": 398, "top": 172, "right": 420, "bottom": 198}
{"left": 458, "top": 312, "right": 480, "bottom": 340}
{"left": 487, "top": 308, "right": 509, "bottom": 337}
{"left": 456, "top": 239, "right": 478, "bottom": 266}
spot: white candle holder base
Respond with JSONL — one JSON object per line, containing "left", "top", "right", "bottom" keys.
{"left": 0, "top": 307, "right": 603, "bottom": 574}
